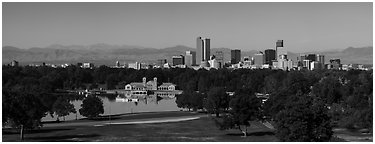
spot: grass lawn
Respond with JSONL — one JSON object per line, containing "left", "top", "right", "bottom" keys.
{"left": 2, "top": 117, "right": 278, "bottom": 142}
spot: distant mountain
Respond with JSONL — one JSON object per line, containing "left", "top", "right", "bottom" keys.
{"left": 302, "top": 46, "right": 373, "bottom": 65}
{"left": 2, "top": 44, "right": 372, "bottom": 66}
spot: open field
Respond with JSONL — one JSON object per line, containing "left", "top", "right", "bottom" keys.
{"left": 3, "top": 115, "right": 278, "bottom": 142}
{"left": 3, "top": 111, "right": 367, "bottom": 142}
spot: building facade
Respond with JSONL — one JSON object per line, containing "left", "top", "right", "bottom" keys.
{"left": 330, "top": 59, "right": 341, "bottom": 70}
{"left": 128, "top": 62, "right": 141, "bottom": 70}
{"left": 215, "top": 51, "right": 224, "bottom": 68}
{"left": 185, "top": 51, "right": 196, "bottom": 67}
{"left": 196, "top": 37, "right": 211, "bottom": 67}
{"left": 83, "top": 63, "right": 94, "bottom": 69}
{"left": 172, "top": 55, "right": 185, "bottom": 66}
{"left": 254, "top": 51, "right": 264, "bottom": 66}
{"left": 231, "top": 49, "right": 241, "bottom": 64}
{"left": 264, "top": 49, "right": 276, "bottom": 65}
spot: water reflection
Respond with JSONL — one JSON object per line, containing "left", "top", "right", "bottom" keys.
{"left": 42, "top": 94, "right": 179, "bottom": 122}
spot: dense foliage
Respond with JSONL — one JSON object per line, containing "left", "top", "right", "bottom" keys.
{"left": 274, "top": 93, "right": 332, "bottom": 141}
{"left": 79, "top": 96, "right": 104, "bottom": 119}
{"left": 2, "top": 65, "right": 373, "bottom": 141}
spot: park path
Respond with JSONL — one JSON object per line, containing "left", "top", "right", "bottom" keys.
{"left": 43, "top": 114, "right": 208, "bottom": 128}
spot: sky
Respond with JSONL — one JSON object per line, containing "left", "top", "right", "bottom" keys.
{"left": 2, "top": 2, "right": 373, "bottom": 52}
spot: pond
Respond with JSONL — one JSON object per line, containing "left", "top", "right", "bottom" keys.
{"left": 42, "top": 94, "right": 180, "bottom": 122}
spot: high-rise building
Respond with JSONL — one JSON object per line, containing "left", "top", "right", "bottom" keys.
{"left": 310, "top": 61, "right": 321, "bottom": 70}
{"left": 276, "top": 40, "right": 288, "bottom": 70}
{"left": 253, "top": 51, "right": 264, "bottom": 66}
{"left": 157, "top": 59, "right": 167, "bottom": 67}
{"left": 306, "top": 54, "right": 317, "bottom": 61}
{"left": 196, "top": 37, "right": 210, "bottom": 67}
{"left": 215, "top": 51, "right": 224, "bottom": 68}
{"left": 316, "top": 54, "right": 325, "bottom": 68}
{"left": 172, "top": 55, "right": 185, "bottom": 66}
{"left": 264, "top": 49, "right": 276, "bottom": 65}
{"left": 231, "top": 49, "right": 241, "bottom": 64}
{"left": 204, "top": 38, "right": 210, "bottom": 62}
{"left": 276, "top": 40, "right": 284, "bottom": 47}
{"left": 303, "top": 60, "right": 311, "bottom": 70}
{"left": 276, "top": 40, "right": 287, "bottom": 60}
{"left": 185, "top": 51, "right": 196, "bottom": 67}
{"left": 196, "top": 37, "right": 204, "bottom": 64}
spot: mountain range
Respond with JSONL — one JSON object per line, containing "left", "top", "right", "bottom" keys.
{"left": 2, "top": 44, "right": 373, "bottom": 66}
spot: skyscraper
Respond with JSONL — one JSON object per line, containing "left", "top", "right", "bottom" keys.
{"left": 196, "top": 37, "right": 204, "bottom": 65}
{"left": 276, "top": 40, "right": 287, "bottom": 60}
{"left": 316, "top": 54, "right": 325, "bottom": 68}
{"left": 157, "top": 59, "right": 167, "bottom": 67}
{"left": 215, "top": 51, "right": 224, "bottom": 68}
{"left": 231, "top": 49, "right": 241, "bottom": 64}
{"left": 276, "top": 40, "right": 288, "bottom": 70}
{"left": 254, "top": 51, "right": 264, "bottom": 66}
{"left": 196, "top": 37, "right": 210, "bottom": 67}
{"left": 185, "top": 51, "right": 196, "bottom": 67}
{"left": 204, "top": 38, "right": 210, "bottom": 62}
{"left": 306, "top": 54, "right": 317, "bottom": 61}
{"left": 264, "top": 49, "right": 276, "bottom": 65}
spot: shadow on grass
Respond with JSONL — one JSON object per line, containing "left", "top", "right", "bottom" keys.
{"left": 26, "top": 134, "right": 100, "bottom": 141}
{"left": 27, "top": 128, "right": 73, "bottom": 134}
{"left": 226, "top": 131, "right": 275, "bottom": 136}
{"left": 2, "top": 130, "right": 19, "bottom": 135}
{"left": 3, "top": 128, "right": 73, "bottom": 135}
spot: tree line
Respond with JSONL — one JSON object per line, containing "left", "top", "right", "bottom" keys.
{"left": 2, "top": 65, "right": 372, "bottom": 141}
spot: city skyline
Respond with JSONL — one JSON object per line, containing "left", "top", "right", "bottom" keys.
{"left": 3, "top": 2, "right": 372, "bottom": 53}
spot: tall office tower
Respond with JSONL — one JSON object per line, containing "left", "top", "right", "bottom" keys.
{"left": 204, "top": 38, "right": 210, "bottom": 62}
{"left": 316, "top": 54, "right": 325, "bottom": 68}
{"left": 254, "top": 51, "right": 264, "bottom": 66}
{"left": 298, "top": 55, "right": 306, "bottom": 62}
{"left": 215, "top": 51, "right": 224, "bottom": 68}
{"left": 303, "top": 60, "right": 311, "bottom": 70}
{"left": 306, "top": 54, "right": 317, "bottom": 61}
{"left": 276, "top": 40, "right": 288, "bottom": 70}
{"left": 157, "top": 59, "right": 167, "bottom": 67}
{"left": 172, "top": 55, "right": 185, "bottom": 66}
{"left": 297, "top": 54, "right": 306, "bottom": 67}
{"left": 196, "top": 37, "right": 210, "bottom": 67}
{"left": 276, "top": 40, "right": 287, "bottom": 60}
{"left": 185, "top": 51, "right": 196, "bottom": 67}
{"left": 196, "top": 37, "right": 204, "bottom": 64}
{"left": 231, "top": 49, "right": 241, "bottom": 64}
{"left": 264, "top": 49, "right": 276, "bottom": 65}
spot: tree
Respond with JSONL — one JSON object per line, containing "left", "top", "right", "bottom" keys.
{"left": 79, "top": 96, "right": 104, "bottom": 119}
{"left": 312, "top": 76, "right": 344, "bottom": 105}
{"left": 3, "top": 90, "right": 47, "bottom": 140}
{"left": 274, "top": 94, "right": 333, "bottom": 142}
{"left": 176, "top": 93, "right": 191, "bottom": 111}
{"left": 205, "top": 87, "right": 230, "bottom": 117}
{"left": 52, "top": 97, "right": 76, "bottom": 121}
{"left": 217, "top": 93, "right": 262, "bottom": 137}
{"left": 190, "top": 92, "right": 204, "bottom": 111}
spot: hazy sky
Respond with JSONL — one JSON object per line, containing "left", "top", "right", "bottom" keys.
{"left": 3, "top": 2, "right": 373, "bottom": 52}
